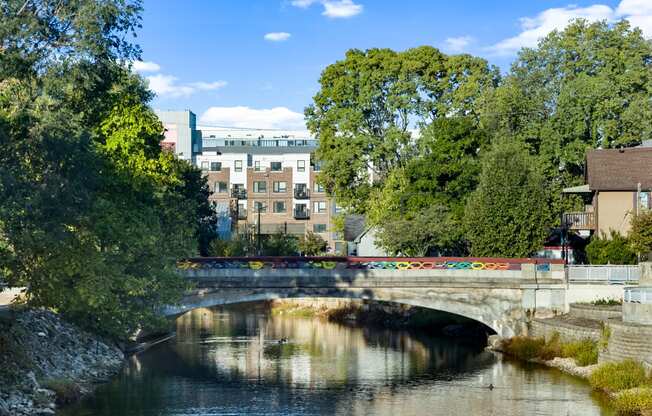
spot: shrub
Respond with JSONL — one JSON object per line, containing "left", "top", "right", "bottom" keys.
{"left": 613, "top": 388, "right": 652, "bottom": 415}
{"left": 561, "top": 339, "right": 598, "bottom": 366}
{"left": 630, "top": 210, "right": 652, "bottom": 261}
{"left": 589, "top": 360, "right": 649, "bottom": 392}
{"left": 43, "top": 379, "right": 82, "bottom": 405}
{"left": 502, "top": 336, "right": 547, "bottom": 360}
{"left": 599, "top": 324, "right": 612, "bottom": 351}
{"left": 591, "top": 298, "right": 622, "bottom": 306}
{"left": 586, "top": 231, "right": 637, "bottom": 265}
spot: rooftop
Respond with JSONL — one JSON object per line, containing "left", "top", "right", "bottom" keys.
{"left": 587, "top": 147, "right": 652, "bottom": 191}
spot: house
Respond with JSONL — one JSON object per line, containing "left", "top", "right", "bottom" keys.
{"left": 563, "top": 142, "right": 652, "bottom": 237}
{"left": 343, "top": 215, "right": 390, "bottom": 256}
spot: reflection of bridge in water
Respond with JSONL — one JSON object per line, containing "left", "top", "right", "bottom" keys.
{"left": 164, "top": 256, "right": 584, "bottom": 337}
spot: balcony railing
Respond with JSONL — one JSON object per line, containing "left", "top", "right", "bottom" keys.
{"left": 562, "top": 211, "right": 596, "bottom": 230}
{"left": 231, "top": 188, "right": 247, "bottom": 200}
{"left": 294, "top": 208, "right": 310, "bottom": 220}
{"left": 294, "top": 188, "right": 310, "bottom": 199}
{"left": 236, "top": 208, "right": 247, "bottom": 220}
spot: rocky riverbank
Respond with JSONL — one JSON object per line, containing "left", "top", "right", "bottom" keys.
{"left": 0, "top": 309, "right": 124, "bottom": 415}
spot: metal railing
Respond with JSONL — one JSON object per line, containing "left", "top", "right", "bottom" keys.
{"left": 293, "top": 208, "right": 310, "bottom": 219}
{"left": 562, "top": 211, "right": 596, "bottom": 230}
{"left": 568, "top": 265, "right": 640, "bottom": 284}
{"left": 231, "top": 188, "right": 247, "bottom": 200}
{"left": 624, "top": 287, "right": 652, "bottom": 303}
{"left": 294, "top": 188, "right": 310, "bottom": 199}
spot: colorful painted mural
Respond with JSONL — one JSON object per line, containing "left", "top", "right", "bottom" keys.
{"left": 178, "top": 257, "right": 559, "bottom": 271}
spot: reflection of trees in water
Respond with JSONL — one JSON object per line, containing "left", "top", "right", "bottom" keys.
{"left": 170, "top": 307, "right": 496, "bottom": 389}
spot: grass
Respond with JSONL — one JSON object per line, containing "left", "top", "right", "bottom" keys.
{"left": 613, "top": 388, "right": 652, "bottom": 415}
{"left": 501, "top": 333, "right": 598, "bottom": 366}
{"left": 589, "top": 360, "right": 649, "bottom": 393}
{"left": 43, "top": 379, "right": 82, "bottom": 405}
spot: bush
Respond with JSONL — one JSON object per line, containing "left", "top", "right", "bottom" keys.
{"left": 613, "top": 388, "right": 652, "bottom": 415}
{"left": 502, "top": 336, "right": 547, "bottom": 360}
{"left": 589, "top": 360, "right": 649, "bottom": 392}
{"left": 586, "top": 231, "right": 637, "bottom": 265}
{"left": 630, "top": 210, "right": 652, "bottom": 261}
{"left": 591, "top": 298, "right": 622, "bottom": 306}
{"left": 43, "top": 379, "right": 82, "bottom": 405}
{"left": 561, "top": 339, "right": 598, "bottom": 366}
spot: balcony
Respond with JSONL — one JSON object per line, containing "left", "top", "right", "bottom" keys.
{"left": 562, "top": 211, "right": 596, "bottom": 230}
{"left": 294, "top": 188, "right": 310, "bottom": 199}
{"left": 236, "top": 208, "right": 247, "bottom": 220}
{"left": 231, "top": 188, "right": 247, "bottom": 200}
{"left": 294, "top": 208, "right": 310, "bottom": 220}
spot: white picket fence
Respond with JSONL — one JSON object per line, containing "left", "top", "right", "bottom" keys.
{"left": 567, "top": 265, "right": 640, "bottom": 284}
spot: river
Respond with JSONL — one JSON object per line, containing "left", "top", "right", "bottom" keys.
{"left": 59, "top": 304, "right": 612, "bottom": 416}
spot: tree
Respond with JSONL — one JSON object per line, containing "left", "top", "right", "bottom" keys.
{"left": 262, "top": 232, "right": 298, "bottom": 256}
{"left": 586, "top": 231, "right": 637, "bottom": 265}
{"left": 464, "top": 140, "right": 550, "bottom": 257}
{"left": 0, "top": 1, "right": 210, "bottom": 338}
{"left": 374, "top": 205, "right": 458, "bottom": 256}
{"left": 481, "top": 20, "right": 652, "bottom": 221}
{"left": 298, "top": 232, "right": 328, "bottom": 256}
{"left": 630, "top": 211, "right": 652, "bottom": 260}
{"left": 306, "top": 46, "right": 499, "bottom": 213}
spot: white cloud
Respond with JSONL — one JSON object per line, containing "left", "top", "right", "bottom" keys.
{"left": 132, "top": 60, "right": 161, "bottom": 72}
{"left": 444, "top": 36, "right": 474, "bottom": 53}
{"left": 489, "top": 5, "right": 613, "bottom": 55}
{"left": 488, "top": 1, "right": 652, "bottom": 56}
{"left": 291, "top": 0, "right": 362, "bottom": 19}
{"left": 291, "top": 0, "right": 316, "bottom": 7}
{"left": 322, "top": 0, "right": 363, "bottom": 18}
{"left": 264, "top": 32, "right": 291, "bottom": 41}
{"left": 200, "top": 106, "right": 306, "bottom": 130}
{"left": 147, "top": 75, "right": 227, "bottom": 98}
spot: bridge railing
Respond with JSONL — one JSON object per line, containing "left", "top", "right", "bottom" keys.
{"left": 624, "top": 287, "right": 652, "bottom": 303}
{"left": 178, "top": 256, "right": 563, "bottom": 272}
{"left": 567, "top": 265, "right": 640, "bottom": 284}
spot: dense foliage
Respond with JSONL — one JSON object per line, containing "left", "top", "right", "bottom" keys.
{"left": 298, "top": 232, "right": 328, "bottom": 256}
{"left": 0, "top": 0, "right": 215, "bottom": 338}
{"left": 630, "top": 211, "right": 652, "bottom": 260}
{"left": 308, "top": 20, "right": 652, "bottom": 258}
{"left": 464, "top": 140, "right": 549, "bottom": 257}
{"left": 585, "top": 231, "right": 637, "bottom": 265}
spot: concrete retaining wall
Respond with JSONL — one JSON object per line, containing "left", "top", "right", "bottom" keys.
{"left": 564, "top": 284, "right": 625, "bottom": 310}
{"left": 600, "top": 320, "right": 652, "bottom": 367}
{"left": 623, "top": 302, "right": 652, "bottom": 325}
{"left": 529, "top": 318, "right": 601, "bottom": 343}
{"left": 569, "top": 303, "right": 622, "bottom": 321}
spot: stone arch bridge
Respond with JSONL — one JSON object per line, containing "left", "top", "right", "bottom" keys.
{"left": 165, "top": 256, "right": 569, "bottom": 337}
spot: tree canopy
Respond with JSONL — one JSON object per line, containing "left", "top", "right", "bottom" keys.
{"left": 0, "top": 0, "right": 215, "bottom": 338}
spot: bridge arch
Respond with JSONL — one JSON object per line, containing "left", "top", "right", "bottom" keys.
{"left": 165, "top": 287, "right": 524, "bottom": 337}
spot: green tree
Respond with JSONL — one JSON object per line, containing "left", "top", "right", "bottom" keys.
{"left": 630, "top": 211, "right": 652, "bottom": 260}
{"left": 464, "top": 140, "right": 550, "bottom": 257}
{"left": 586, "top": 231, "right": 637, "bottom": 265}
{"left": 481, "top": 20, "right": 652, "bottom": 220}
{"left": 306, "top": 47, "right": 499, "bottom": 213}
{"left": 298, "top": 232, "right": 328, "bottom": 256}
{"left": 262, "top": 232, "right": 298, "bottom": 256}
{"left": 0, "top": 0, "right": 209, "bottom": 338}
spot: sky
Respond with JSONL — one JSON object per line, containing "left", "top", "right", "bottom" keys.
{"left": 134, "top": 0, "right": 652, "bottom": 131}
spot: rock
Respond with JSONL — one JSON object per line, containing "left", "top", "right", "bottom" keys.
{"left": 37, "top": 332, "right": 46, "bottom": 337}
{"left": 487, "top": 335, "right": 503, "bottom": 351}
{"left": 0, "top": 397, "right": 10, "bottom": 416}
{"left": 24, "top": 371, "right": 40, "bottom": 392}
{"left": 33, "top": 389, "right": 55, "bottom": 406}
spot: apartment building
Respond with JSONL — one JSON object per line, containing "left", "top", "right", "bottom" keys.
{"left": 156, "top": 110, "right": 344, "bottom": 253}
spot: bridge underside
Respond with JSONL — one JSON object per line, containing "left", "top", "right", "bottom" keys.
{"left": 165, "top": 286, "right": 546, "bottom": 337}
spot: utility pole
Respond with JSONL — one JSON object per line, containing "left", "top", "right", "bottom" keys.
{"left": 257, "top": 204, "right": 262, "bottom": 255}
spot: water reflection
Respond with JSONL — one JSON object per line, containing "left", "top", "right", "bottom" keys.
{"left": 59, "top": 304, "right": 612, "bottom": 416}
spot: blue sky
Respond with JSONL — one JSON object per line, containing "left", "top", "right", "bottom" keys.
{"left": 134, "top": 0, "right": 650, "bottom": 130}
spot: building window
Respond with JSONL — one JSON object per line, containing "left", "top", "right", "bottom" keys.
{"left": 254, "top": 161, "right": 261, "bottom": 171}
{"left": 271, "top": 162, "right": 282, "bottom": 172}
{"left": 313, "top": 182, "right": 325, "bottom": 193}
{"left": 313, "top": 223, "right": 327, "bottom": 233}
{"left": 273, "top": 181, "right": 287, "bottom": 193}
{"left": 201, "top": 161, "right": 209, "bottom": 171}
{"left": 273, "top": 201, "right": 287, "bottom": 213}
{"left": 313, "top": 201, "right": 327, "bottom": 213}
{"left": 215, "top": 182, "right": 228, "bottom": 193}
{"left": 334, "top": 204, "right": 343, "bottom": 214}
{"left": 234, "top": 160, "right": 243, "bottom": 172}
{"left": 253, "top": 201, "right": 267, "bottom": 213}
{"left": 313, "top": 160, "right": 322, "bottom": 171}
{"left": 253, "top": 181, "right": 267, "bottom": 193}
{"left": 210, "top": 162, "right": 221, "bottom": 172}
{"left": 297, "top": 160, "right": 305, "bottom": 172}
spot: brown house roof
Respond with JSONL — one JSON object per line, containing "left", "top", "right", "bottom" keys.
{"left": 587, "top": 147, "right": 652, "bottom": 191}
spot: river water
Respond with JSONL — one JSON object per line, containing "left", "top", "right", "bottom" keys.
{"left": 59, "top": 304, "right": 612, "bottom": 416}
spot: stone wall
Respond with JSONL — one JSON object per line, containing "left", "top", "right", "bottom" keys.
{"left": 568, "top": 303, "right": 622, "bottom": 321}
{"left": 600, "top": 320, "right": 652, "bottom": 368}
{"left": 529, "top": 318, "right": 601, "bottom": 343}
